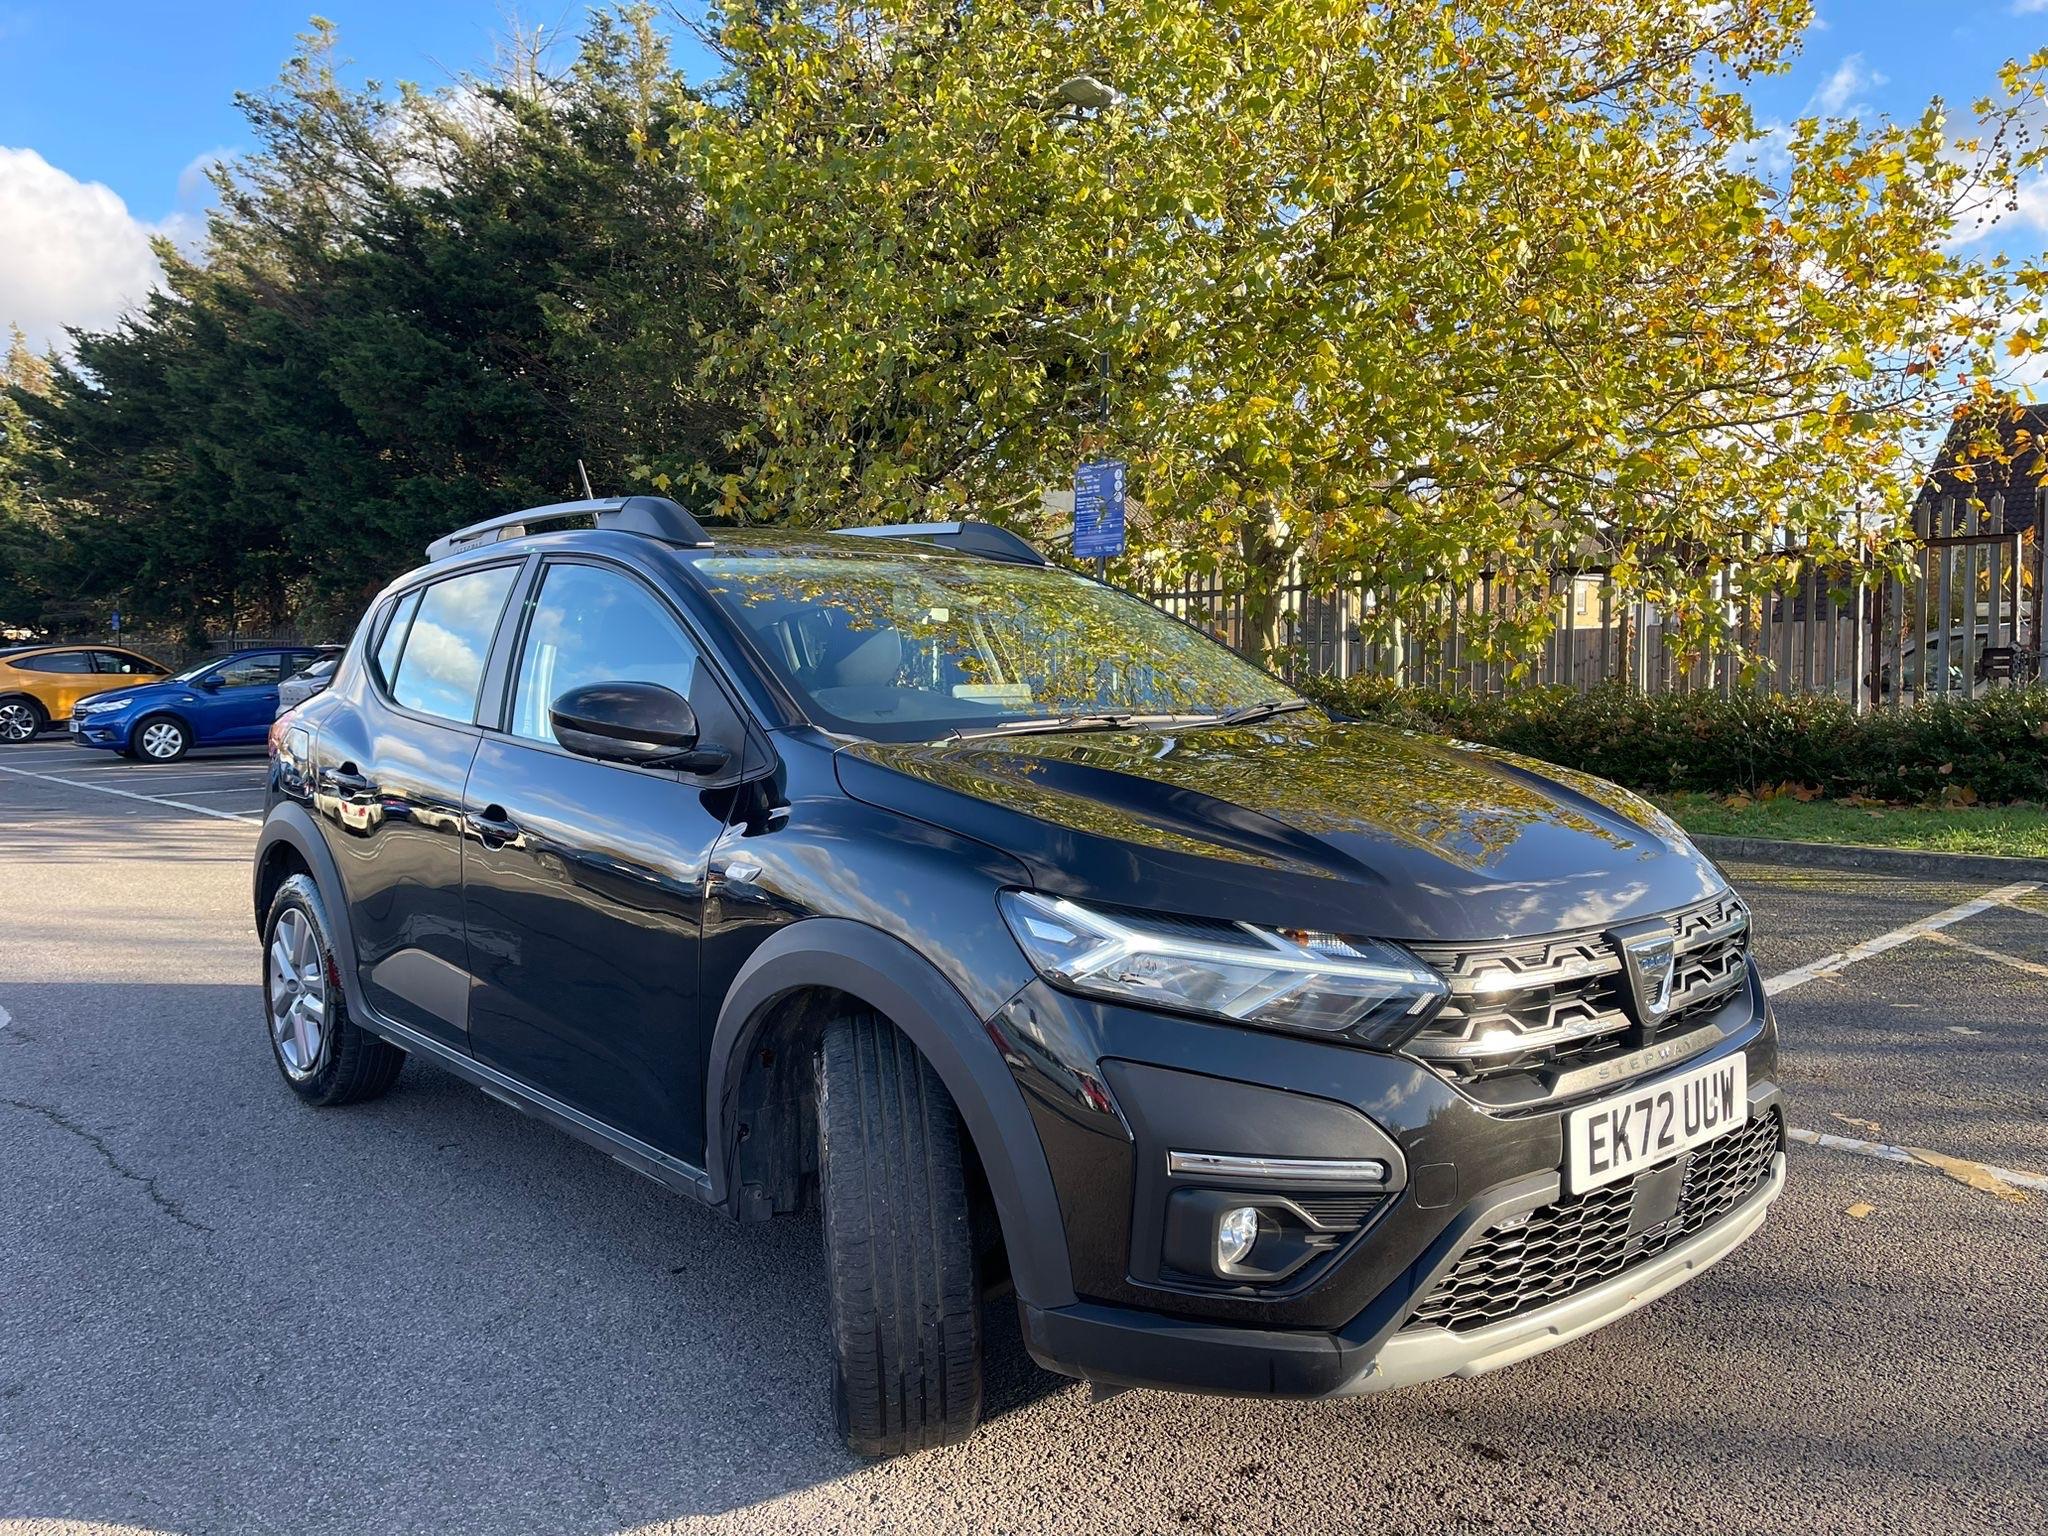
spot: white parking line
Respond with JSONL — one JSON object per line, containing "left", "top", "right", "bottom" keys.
{"left": 0, "top": 762, "right": 260, "bottom": 823}
{"left": 1761, "top": 882, "right": 2041, "bottom": 997}
{"left": 1786, "top": 1128, "right": 2047, "bottom": 1197}
{"left": 1920, "top": 930, "right": 2048, "bottom": 981}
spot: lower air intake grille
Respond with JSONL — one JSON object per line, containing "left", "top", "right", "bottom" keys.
{"left": 1402, "top": 1108, "right": 1782, "bottom": 1334}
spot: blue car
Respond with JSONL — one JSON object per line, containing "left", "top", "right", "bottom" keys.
{"left": 70, "top": 646, "right": 334, "bottom": 762}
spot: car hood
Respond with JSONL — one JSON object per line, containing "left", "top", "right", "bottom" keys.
{"left": 79, "top": 682, "right": 167, "bottom": 710}
{"left": 833, "top": 717, "right": 1728, "bottom": 943}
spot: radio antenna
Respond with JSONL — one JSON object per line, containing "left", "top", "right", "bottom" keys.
{"left": 576, "top": 458, "right": 595, "bottom": 500}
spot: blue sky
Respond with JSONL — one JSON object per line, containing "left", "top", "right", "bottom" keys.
{"left": 0, "top": 1, "right": 2043, "bottom": 354}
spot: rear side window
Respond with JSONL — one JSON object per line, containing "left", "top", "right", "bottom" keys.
{"left": 17, "top": 651, "right": 92, "bottom": 673}
{"left": 388, "top": 566, "right": 519, "bottom": 723}
{"left": 374, "top": 590, "right": 423, "bottom": 688}
{"left": 91, "top": 651, "right": 157, "bottom": 675}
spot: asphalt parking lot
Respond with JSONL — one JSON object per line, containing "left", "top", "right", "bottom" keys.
{"left": 3, "top": 745, "right": 2046, "bottom": 1536}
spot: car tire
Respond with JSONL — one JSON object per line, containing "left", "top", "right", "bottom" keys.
{"left": 0, "top": 696, "right": 45, "bottom": 743}
{"left": 814, "top": 1010, "right": 983, "bottom": 1456}
{"left": 133, "top": 714, "right": 190, "bottom": 762}
{"left": 263, "top": 873, "right": 406, "bottom": 1107}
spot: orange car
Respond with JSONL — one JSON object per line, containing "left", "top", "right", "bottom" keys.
{"left": 0, "top": 643, "right": 170, "bottom": 742}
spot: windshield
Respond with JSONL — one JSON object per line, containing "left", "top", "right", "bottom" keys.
{"left": 693, "top": 547, "right": 1297, "bottom": 741}
{"left": 168, "top": 658, "right": 219, "bottom": 684}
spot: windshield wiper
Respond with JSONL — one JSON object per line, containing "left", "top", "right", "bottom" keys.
{"left": 952, "top": 711, "right": 1203, "bottom": 741}
{"left": 1193, "top": 697, "right": 1312, "bottom": 728}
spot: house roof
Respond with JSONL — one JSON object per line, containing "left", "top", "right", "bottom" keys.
{"left": 1918, "top": 402, "right": 2046, "bottom": 535}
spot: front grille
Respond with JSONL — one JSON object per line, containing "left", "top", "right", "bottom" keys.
{"left": 1405, "top": 893, "right": 1750, "bottom": 1079}
{"left": 1401, "top": 1108, "right": 1782, "bottom": 1334}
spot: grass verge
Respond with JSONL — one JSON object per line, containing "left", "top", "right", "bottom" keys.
{"left": 1659, "top": 793, "right": 2048, "bottom": 859}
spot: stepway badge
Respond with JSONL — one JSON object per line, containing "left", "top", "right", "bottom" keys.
{"left": 1073, "top": 459, "right": 1126, "bottom": 560}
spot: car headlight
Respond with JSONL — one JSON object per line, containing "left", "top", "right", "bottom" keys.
{"left": 999, "top": 890, "right": 1448, "bottom": 1043}
{"left": 76, "top": 698, "right": 126, "bottom": 714}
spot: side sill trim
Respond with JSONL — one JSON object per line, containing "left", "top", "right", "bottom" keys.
{"left": 358, "top": 1009, "right": 715, "bottom": 1204}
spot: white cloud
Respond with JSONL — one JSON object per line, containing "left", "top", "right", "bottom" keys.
{"left": 0, "top": 147, "right": 164, "bottom": 354}
{"left": 0, "top": 146, "right": 227, "bottom": 356}
{"left": 155, "top": 148, "right": 232, "bottom": 258}
{"left": 2017, "top": 177, "right": 2048, "bottom": 232}
{"left": 2011, "top": 0, "right": 2047, "bottom": 14}
{"left": 1812, "top": 53, "right": 1887, "bottom": 116}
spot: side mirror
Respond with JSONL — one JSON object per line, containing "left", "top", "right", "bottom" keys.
{"left": 549, "top": 681, "right": 730, "bottom": 772}
{"left": 197, "top": 676, "right": 223, "bottom": 692}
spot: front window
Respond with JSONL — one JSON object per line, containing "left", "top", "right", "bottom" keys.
{"left": 214, "top": 653, "right": 283, "bottom": 690}
{"left": 693, "top": 545, "right": 1293, "bottom": 741}
{"left": 509, "top": 562, "right": 699, "bottom": 745}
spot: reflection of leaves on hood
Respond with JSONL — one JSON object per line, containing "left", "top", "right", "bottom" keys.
{"left": 854, "top": 716, "right": 1640, "bottom": 875}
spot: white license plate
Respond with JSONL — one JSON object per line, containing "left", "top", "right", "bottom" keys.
{"left": 1565, "top": 1054, "right": 1747, "bottom": 1193}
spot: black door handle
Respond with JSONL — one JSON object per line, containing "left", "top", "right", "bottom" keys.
{"left": 469, "top": 804, "right": 521, "bottom": 849}
{"left": 323, "top": 766, "right": 371, "bottom": 796}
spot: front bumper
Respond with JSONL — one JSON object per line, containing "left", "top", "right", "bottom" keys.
{"left": 68, "top": 714, "right": 130, "bottom": 748}
{"left": 1021, "top": 1142, "right": 1785, "bottom": 1399}
{"left": 994, "top": 962, "right": 1784, "bottom": 1399}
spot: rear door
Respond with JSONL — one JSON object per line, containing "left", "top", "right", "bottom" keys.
{"left": 312, "top": 562, "right": 523, "bottom": 1049}
{"left": 18, "top": 649, "right": 97, "bottom": 718}
{"left": 460, "top": 556, "right": 739, "bottom": 1158}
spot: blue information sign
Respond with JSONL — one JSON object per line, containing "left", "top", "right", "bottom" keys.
{"left": 1072, "top": 458, "right": 1126, "bottom": 560}
{"left": 110, "top": 610, "right": 121, "bottom": 634}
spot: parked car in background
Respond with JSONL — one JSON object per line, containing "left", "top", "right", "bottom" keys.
{"left": 275, "top": 654, "right": 340, "bottom": 717}
{"left": 253, "top": 496, "right": 1783, "bottom": 1455}
{"left": 71, "top": 645, "right": 334, "bottom": 761}
{"left": 0, "top": 644, "right": 168, "bottom": 743}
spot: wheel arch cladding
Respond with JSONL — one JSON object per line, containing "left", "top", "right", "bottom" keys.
{"left": 705, "top": 916, "right": 1076, "bottom": 1309}
{"left": 253, "top": 804, "right": 373, "bottom": 1019}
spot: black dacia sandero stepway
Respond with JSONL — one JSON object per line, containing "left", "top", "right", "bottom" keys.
{"left": 254, "top": 495, "right": 1784, "bottom": 1454}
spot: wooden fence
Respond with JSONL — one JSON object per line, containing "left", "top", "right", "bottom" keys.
{"left": 1136, "top": 493, "right": 2047, "bottom": 711}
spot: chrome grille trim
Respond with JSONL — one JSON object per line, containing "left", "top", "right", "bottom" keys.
{"left": 1404, "top": 893, "right": 1751, "bottom": 1077}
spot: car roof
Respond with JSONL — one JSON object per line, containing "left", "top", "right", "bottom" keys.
{"left": 684, "top": 527, "right": 1051, "bottom": 567}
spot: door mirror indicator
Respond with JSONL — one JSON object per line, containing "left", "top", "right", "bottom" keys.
{"left": 549, "top": 681, "right": 729, "bottom": 772}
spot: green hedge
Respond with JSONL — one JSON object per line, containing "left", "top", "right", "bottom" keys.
{"left": 1298, "top": 678, "right": 2048, "bottom": 805}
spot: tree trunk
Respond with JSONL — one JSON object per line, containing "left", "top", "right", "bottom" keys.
{"left": 1235, "top": 514, "right": 1296, "bottom": 665}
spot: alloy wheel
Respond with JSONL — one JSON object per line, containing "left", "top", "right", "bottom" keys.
{"left": 268, "top": 907, "right": 329, "bottom": 1079}
{"left": 140, "top": 721, "right": 185, "bottom": 760}
{"left": 0, "top": 702, "right": 37, "bottom": 742}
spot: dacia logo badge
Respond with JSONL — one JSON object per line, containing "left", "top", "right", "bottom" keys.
{"left": 1618, "top": 928, "right": 1677, "bottom": 1021}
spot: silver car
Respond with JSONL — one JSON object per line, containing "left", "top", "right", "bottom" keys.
{"left": 275, "top": 655, "right": 338, "bottom": 717}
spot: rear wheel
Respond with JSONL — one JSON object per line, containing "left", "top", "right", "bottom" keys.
{"left": 134, "top": 714, "right": 190, "bottom": 762}
{"left": 815, "top": 1011, "right": 984, "bottom": 1455}
{"left": 263, "top": 873, "right": 405, "bottom": 1106}
{"left": 0, "top": 697, "right": 44, "bottom": 743}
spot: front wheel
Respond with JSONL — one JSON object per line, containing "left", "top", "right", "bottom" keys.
{"left": 815, "top": 1011, "right": 983, "bottom": 1455}
{"left": 0, "top": 697, "right": 45, "bottom": 743}
{"left": 134, "top": 714, "right": 190, "bottom": 762}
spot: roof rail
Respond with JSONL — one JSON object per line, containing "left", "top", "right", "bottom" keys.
{"left": 835, "top": 520, "right": 1051, "bottom": 566}
{"left": 425, "top": 495, "right": 713, "bottom": 562}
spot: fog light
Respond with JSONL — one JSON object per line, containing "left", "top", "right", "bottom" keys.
{"left": 1217, "top": 1205, "right": 1260, "bottom": 1270}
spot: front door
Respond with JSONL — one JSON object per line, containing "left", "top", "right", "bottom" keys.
{"left": 461, "top": 558, "right": 731, "bottom": 1159}
{"left": 196, "top": 651, "right": 285, "bottom": 743}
